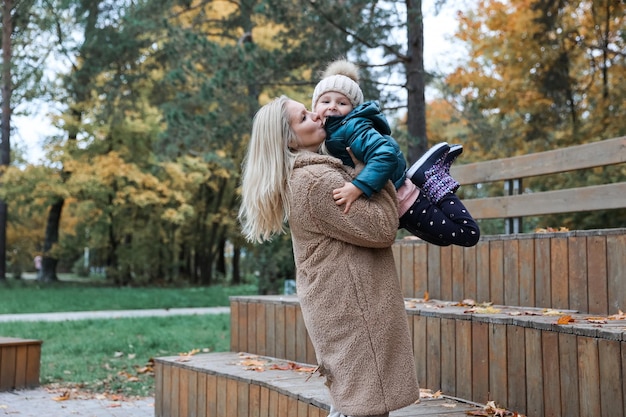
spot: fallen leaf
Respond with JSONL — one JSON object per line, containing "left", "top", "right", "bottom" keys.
{"left": 609, "top": 310, "right": 626, "bottom": 320}
{"left": 52, "top": 391, "right": 70, "bottom": 401}
{"left": 585, "top": 317, "right": 607, "bottom": 324}
{"left": 543, "top": 309, "right": 564, "bottom": 316}
{"left": 557, "top": 315, "right": 574, "bottom": 325}
{"left": 424, "top": 291, "right": 430, "bottom": 301}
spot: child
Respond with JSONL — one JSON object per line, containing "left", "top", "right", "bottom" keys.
{"left": 312, "top": 59, "right": 480, "bottom": 247}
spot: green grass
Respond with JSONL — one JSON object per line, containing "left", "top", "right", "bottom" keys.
{"left": 0, "top": 279, "right": 258, "bottom": 396}
{"left": 0, "top": 278, "right": 257, "bottom": 314}
{"left": 0, "top": 314, "right": 231, "bottom": 397}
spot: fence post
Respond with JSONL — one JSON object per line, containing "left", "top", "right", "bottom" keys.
{"left": 504, "top": 178, "right": 522, "bottom": 234}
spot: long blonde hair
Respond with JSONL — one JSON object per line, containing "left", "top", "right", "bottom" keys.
{"left": 238, "top": 96, "right": 300, "bottom": 243}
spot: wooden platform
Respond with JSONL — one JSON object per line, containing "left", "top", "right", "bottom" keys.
{"left": 154, "top": 351, "right": 484, "bottom": 417}
{"left": 393, "top": 228, "right": 626, "bottom": 315}
{"left": 0, "top": 337, "right": 42, "bottom": 391}
{"left": 230, "top": 295, "right": 626, "bottom": 417}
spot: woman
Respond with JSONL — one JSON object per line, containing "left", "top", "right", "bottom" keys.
{"left": 238, "top": 96, "right": 420, "bottom": 417}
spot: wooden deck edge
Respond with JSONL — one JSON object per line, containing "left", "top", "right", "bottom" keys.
{"left": 154, "top": 352, "right": 483, "bottom": 417}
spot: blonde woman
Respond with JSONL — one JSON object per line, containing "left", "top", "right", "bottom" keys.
{"left": 239, "top": 96, "right": 419, "bottom": 417}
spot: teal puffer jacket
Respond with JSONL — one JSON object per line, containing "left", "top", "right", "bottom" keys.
{"left": 324, "top": 101, "right": 407, "bottom": 197}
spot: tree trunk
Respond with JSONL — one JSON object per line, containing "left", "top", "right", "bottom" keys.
{"left": 231, "top": 245, "right": 241, "bottom": 285}
{"left": 0, "top": 0, "right": 14, "bottom": 281}
{"left": 405, "top": 0, "right": 428, "bottom": 163}
{"left": 38, "top": 199, "right": 64, "bottom": 282}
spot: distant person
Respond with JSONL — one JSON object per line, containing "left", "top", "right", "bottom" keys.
{"left": 239, "top": 96, "right": 420, "bottom": 417}
{"left": 312, "top": 59, "right": 480, "bottom": 247}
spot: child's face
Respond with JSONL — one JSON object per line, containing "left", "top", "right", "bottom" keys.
{"left": 314, "top": 92, "right": 354, "bottom": 119}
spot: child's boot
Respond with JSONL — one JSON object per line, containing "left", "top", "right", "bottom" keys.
{"left": 420, "top": 151, "right": 461, "bottom": 204}
{"left": 406, "top": 142, "right": 450, "bottom": 187}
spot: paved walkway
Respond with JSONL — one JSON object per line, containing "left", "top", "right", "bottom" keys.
{"left": 0, "top": 306, "right": 230, "bottom": 322}
{"left": 0, "top": 307, "right": 230, "bottom": 416}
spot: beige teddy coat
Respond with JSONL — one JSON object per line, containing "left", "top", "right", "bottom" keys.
{"left": 287, "top": 152, "right": 420, "bottom": 416}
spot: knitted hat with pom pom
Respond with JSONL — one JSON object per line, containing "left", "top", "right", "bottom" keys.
{"left": 311, "top": 59, "right": 364, "bottom": 110}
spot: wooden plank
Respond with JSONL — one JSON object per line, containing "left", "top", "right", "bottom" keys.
{"left": 460, "top": 183, "right": 626, "bottom": 219}
{"left": 238, "top": 301, "right": 248, "bottom": 354}
{"left": 226, "top": 378, "right": 238, "bottom": 416}
{"left": 178, "top": 367, "right": 189, "bottom": 417}
{"left": 269, "top": 388, "right": 279, "bottom": 417}
{"left": 542, "top": 331, "right": 561, "bottom": 417}
{"left": 451, "top": 137, "right": 626, "bottom": 184}
{"left": 471, "top": 321, "right": 489, "bottom": 404}
{"left": 188, "top": 370, "right": 198, "bottom": 417}
{"left": 308, "top": 403, "right": 321, "bottom": 417}
{"left": 440, "top": 318, "right": 456, "bottom": 395}
{"left": 535, "top": 237, "right": 552, "bottom": 308}
{"left": 506, "top": 325, "right": 526, "bottom": 414}
{"left": 550, "top": 237, "right": 569, "bottom": 310}
{"left": 306, "top": 332, "right": 316, "bottom": 366}
{"left": 476, "top": 241, "right": 491, "bottom": 303}
{"left": 400, "top": 243, "right": 415, "bottom": 298}
{"left": 578, "top": 337, "right": 601, "bottom": 417}
{"left": 568, "top": 236, "right": 588, "bottom": 312}
{"left": 413, "top": 315, "right": 427, "bottom": 388}
{"left": 463, "top": 245, "right": 477, "bottom": 301}
{"left": 488, "top": 323, "right": 507, "bottom": 407}
{"left": 13, "top": 345, "right": 27, "bottom": 388}
{"left": 413, "top": 242, "right": 429, "bottom": 298}
{"left": 607, "top": 234, "right": 626, "bottom": 314}
{"left": 249, "top": 383, "right": 261, "bottom": 417}
{"left": 456, "top": 320, "right": 472, "bottom": 401}
{"left": 260, "top": 385, "right": 270, "bottom": 417}
{"left": 285, "top": 304, "right": 297, "bottom": 362}
{"left": 587, "top": 235, "right": 608, "bottom": 315}
{"left": 518, "top": 238, "right": 535, "bottom": 307}
{"left": 426, "top": 316, "right": 442, "bottom": 391}
{"left": 170, "top": 365, "right": 180, "bottom": 417}
{"left": 287, "top": 396, "right": 298, "bottom": 417}
{"left": 559, "top": 333, "right": 579, "bottom": 417}
{"left": 237, "top": 380, "right": 248, "bottom": 417}
{"left": 25, "top": 345, "right": 40, "bottom": 387}
{"left": 489, "top": 241, "right": 504, "bottom": 305}
{"left": 256, "top": 302, "right": 267, "bottom": 356}
{"left": 440, "top": 245, "right": 453, "bottom": 300}
{"left": 427, "top": 245, "right": 442, "bottom": 299}
{"left": 451, "top": 245, "right": 464, "bottom": 301}
{"left": 295, "top": 305, "right": 308, "bottom": 364}
{"left": 275, "top": 304, "right": 286, "bottom": 360}
{"left": 0, "top": 345, "right": 16, "bottom": 390}
{"left": 524, "top": 328, "right": 544, "bottom": 417}
{"left": 297, "top": 400, "right": 308, "bottom": 417}
{"left": 248, "top": 300, "right": 258, "bottom": 355}
{"left": 155, "top": 360, "right": 165, "bottom": 416}
{"left": 196, "top": 372, "right": 207, "bottom": 417}
{"left": 503, "top": 239, "right": 520, "bottom": 306}
{"left": 598, "top": 340, "right": 624, "bottom": 417}
{"left": 216, "top": 375, "right": 227, "bottom": 417}
{"left": 230, "top": 299, "right": 240, "bottom": 352}
{"left": 207, "top": 373, "right": 217, "bottom": 417}
{"left": 266, "top": 304, "right": 276, "bottom": 357}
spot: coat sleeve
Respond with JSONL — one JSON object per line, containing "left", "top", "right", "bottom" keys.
{"left": 302, "top": 166, "right": 399, "bottom": 248}
{"left": 347, "top": 120, "right": 399, "bottom": 197}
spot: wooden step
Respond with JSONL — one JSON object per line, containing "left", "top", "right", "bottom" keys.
{"left": 154, "top": 351, "right": 484, "bottom": 417}
{"left": 0, "top": 337, "right": 42, "bottom": 391}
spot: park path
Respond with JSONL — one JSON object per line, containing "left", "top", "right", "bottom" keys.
{"left": 0, "top": 306, "right": 230, "bottom": 322}
{"left": 0, "top": 306, "right": 230, "bottom": 416}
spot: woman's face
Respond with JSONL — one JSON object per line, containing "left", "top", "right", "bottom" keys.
{"left": 286, "top": 100, "right": 326, "bottom": 152}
